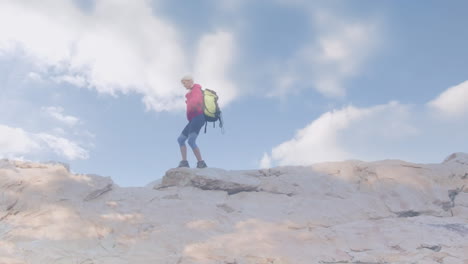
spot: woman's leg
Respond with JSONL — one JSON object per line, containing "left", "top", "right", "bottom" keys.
{"left": 187, "top": 114, "right": 206, "bottom": 164}
{"left": 177, "top": 135, "right": 187, "bottom": 160}
{"left": 180, "top": 145, "right": 187, "bottom": 161}
{"left": 187, "top": 132, "right": 202, "bottom": 162}
{"left": 193, "top": 148, "right": 202, "bottom": 162}
{"left": 178, "top": 122, "right": 190, "bottom": 163}
{"left": 176, "top": 134, "right": 189, "bottom": 167}
{"left": 177, "top": 114, "right": 206, "bottom": 167}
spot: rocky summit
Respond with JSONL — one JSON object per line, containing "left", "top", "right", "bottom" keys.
{"left": 1, "top": 154, "right": 468, "bottom": 263}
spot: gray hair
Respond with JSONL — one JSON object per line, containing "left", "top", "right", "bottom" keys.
{"left": 181, "top": 75, "right": 193, "bottom": 82}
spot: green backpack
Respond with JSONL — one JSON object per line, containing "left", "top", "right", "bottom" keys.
{"left": 203, "top": 89, "right": 224, "bottom": 133}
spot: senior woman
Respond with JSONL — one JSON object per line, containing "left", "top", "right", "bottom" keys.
{"left": 177, "top": 75, "right": 207, "bottom": 169}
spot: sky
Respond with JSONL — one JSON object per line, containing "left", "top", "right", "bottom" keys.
{"left": 1, "top": 0, "right": 467, "bottom": 187}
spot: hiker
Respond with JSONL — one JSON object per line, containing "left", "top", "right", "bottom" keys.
{"left": 177, "top": 75, "right": 207, "bottom": 168}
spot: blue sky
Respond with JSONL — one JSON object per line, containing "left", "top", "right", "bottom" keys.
{"left": 1, "top": 0, "right": 467, "bottom": 186}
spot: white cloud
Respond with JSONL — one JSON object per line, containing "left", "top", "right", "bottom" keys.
{"left": 0, "top": 124, "right": 88, "bottom": 160}
{"left": 263, "top": 78, "right": 468, "bottom": 168}
{"left": 36, "top": 133, "right": 89, "bottom": 160}
{"left": 26, "top": 72, "right": 44, "bottom": 82}
{"left": 52, "top": 74, "right": 88, "bottom": 87}
{"left": 0, "top": 0, "right": 240, "bottom": 112}
{"left": 194, "top": 31, "right": 238, "bottom": 107}
{"left": 42, "top": 106, "right": 80, "bottom": 126}
{"left": 270, "top": 9, "right": 379, "bottom": 98}
{"left": 52, "top": 127, "right": 66, "bottom": 135}
{"left": 427, "top": 80, "right": 468, "bottom": 118}
{"left": 262, "top": 101, "right": 417, "bottom": 167}
{"left": 259, "top": 153, "right": 272, "bottom": 169}
{"left": 310, "top": 13, "right": 379, "bottom": 97}
{"left": 0, "top": 125, "right": 40, "bottom": 157}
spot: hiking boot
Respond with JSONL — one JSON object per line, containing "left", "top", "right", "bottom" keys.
{"left": 197, "top": 160, "right": 207, "bottom": 169}
{"left": 177, "top": 160, "right": 189, "bottom": 168}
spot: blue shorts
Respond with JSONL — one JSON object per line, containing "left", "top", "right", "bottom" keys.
{"left": 181, "top": 114, "right": 205, "bottom": 137}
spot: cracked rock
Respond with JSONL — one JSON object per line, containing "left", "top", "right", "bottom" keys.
{"left": 84, "top": 184, "right": 113, "bottom": 201}
{"left": 419, "top": 244, "right": 442, "bottom": 252}
{"left": 158, "top": 168, "right": 261, "bottom": 195}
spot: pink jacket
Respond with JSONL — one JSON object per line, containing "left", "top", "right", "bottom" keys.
{"left": 185, "top": 83, "right": 204, "bottom": 121}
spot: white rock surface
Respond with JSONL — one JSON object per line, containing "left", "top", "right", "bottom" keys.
{"left": 0, "top": 154, "right": 467, "bottom": 264}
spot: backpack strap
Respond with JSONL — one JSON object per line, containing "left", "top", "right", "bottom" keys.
{"left": 204, "top": 120, "right": 208, "bottom": 134}
{"left": 219, "top": 112, "right": 225, "bottom": 134}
